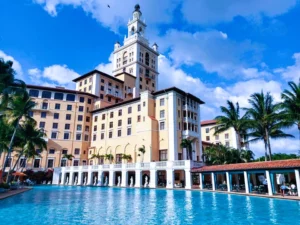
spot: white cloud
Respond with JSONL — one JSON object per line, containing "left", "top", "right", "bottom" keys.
{"left": 181, "top": 0, "right": 297, "bottom": 25}
{"left": 0, "top": 50, "right": 24, "bottom": 81}
{"left": 33, "top": 0, "right": 178, "bottom": 32}
{"left": 95, "top": 54, "right": 113, "bottom": 74}
{"left": 274, "top": 52, "right": 300, "bottom": 82}
{"left": 158, "top": 29, "right": 270, "bottom": 79}
{"left": 28, "top": 64, "right": 79, "bottom": 89}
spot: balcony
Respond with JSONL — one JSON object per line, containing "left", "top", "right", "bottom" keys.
{"left": 105, "top": 89, "right": 123, "bottom": 100}
{"left": 182, "top": 130, "right": 200, "bottom": 138}
{"left": 145, "top": 74, "right": 154, "bottom": 81}
{"left": 127, "top": 89, "right": 133, "bottom": 95}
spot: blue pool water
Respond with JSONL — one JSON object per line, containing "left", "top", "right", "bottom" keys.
{"left": 0, "top": 186, "right": 300, "bottom": 225}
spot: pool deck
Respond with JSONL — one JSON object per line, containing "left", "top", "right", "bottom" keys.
{"left": 0, "top": 188, "right": 32, "bottom": 200}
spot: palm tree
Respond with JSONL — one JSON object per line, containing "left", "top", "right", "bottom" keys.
{"left": 240, "top": 149, "right": 255, "bottom": 162}
{"left": 281, "top": 80, "right": 300, "bottom": 152}
{"left": 138, "top": 145, "right": 146, "bottom": 162}
{"left": 214, "top": 100, "right": 249, "bottom": 150}
{"left": 9, "top": 120, "right": 47, "bottom": 177}
{"left": 1, "top": 92, "right": 36, "bottom": 180}
{"left": 90, "top": 153, "right": 102, "bottom": 165}
{"left": 104, "top": 154, "right": 114, "bottom": 164}
{"left": 180, "top": 139, "right": 193, "bottom": 160}
{"left": 62, "top": 154, "right": 74, "bottom": 166}
{"left": 122, "top": 154, "right": 132, "bottom": 163}
{"left": 246, "top": 91, "right": 292, "bottom": 161}
{"left": 0, "top": 59, "right": 26, "bottom": 110}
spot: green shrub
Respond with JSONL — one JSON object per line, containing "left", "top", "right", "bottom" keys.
{"left": 0, "top": 183, "right": 10, "bottom": 189}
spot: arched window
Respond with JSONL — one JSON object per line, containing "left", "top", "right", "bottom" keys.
{"left": 131, "top": 26, "right": 135, "bottom": 35}
{"left": 123, "top": 51, "right": 128, "bottom": 65}
{"left": 145, "top": 52, "right": 149, "bottom": 66}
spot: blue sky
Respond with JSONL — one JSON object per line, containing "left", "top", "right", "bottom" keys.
{"left": 0, "top": 0, "right": 299, "bottom": 156}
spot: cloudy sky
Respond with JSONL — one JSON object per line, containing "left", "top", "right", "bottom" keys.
{"left": 0, "top": 0, "right": 299, "bottom": 157}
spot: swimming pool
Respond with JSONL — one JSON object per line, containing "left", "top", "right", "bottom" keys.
{"left": 0, "top": 186, "right": 299, "bottom": 225}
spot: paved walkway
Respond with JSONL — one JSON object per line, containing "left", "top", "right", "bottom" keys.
{"left": 0, "top": 188, "right": 32, "bottom": 200}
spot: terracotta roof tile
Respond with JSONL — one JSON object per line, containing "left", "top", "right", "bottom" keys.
{"left": 201, "top": 120, "right": 217, "bottom": 126}
{"left": 191, "top": 159, "right": 300, "bottom": 173}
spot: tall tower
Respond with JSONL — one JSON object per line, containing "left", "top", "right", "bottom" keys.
{"left": 112, "top": 4, "right": 159, "bottom": 96}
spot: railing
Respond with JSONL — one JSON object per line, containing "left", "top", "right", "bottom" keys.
{"left": 114, "top": 164, "right": 122, "bottom": 169}
{"left": 82, "top": 165, "right": 89, "bottom": 169}
{"left": 173, "top": 160, "right": 186, "bottom": 166}
{"left": 192, "top": 161, "right": 203, "bottom": 168}
{"left": 126, "top": 163, "right": 135, "bottom": 168}
{"left": 103, "top": 164, "right": 110, "bottom": 169}
{"left": 140, "top": 163, "right": 150, "bottom": 168}
{"left": 92, "top": 165, "right": 98, "bottom": 169}
{"left": 156, "top": 161, "right": 167, "bottom": 167}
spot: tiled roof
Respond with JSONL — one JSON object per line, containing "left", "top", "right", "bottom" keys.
{"left": 191, "top": 159, "right": 300, "bottom": 172}
{"left": 201, "top": 120, "right": 217, "bottom": 126}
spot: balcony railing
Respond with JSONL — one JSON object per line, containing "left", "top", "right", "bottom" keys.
{"left": 33, "top": 104, "right": 49, "bottom": 111}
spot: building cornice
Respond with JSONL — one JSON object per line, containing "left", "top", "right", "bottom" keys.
{"left": 72, "top": 69, "right": 124, "bottom": 83}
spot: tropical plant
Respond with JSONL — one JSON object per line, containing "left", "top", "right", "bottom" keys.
{"left": 62, "top": 154, "right": 74, "bottom": 166}
{"left": 121, "top": 154, "right": 132, "bottom": 163}
{"left": 281, "top": 80, "right": 300, "bottom": 152}
{"left": 1, "top": 91, "right": 36, "bottom": 181}
{"left": 138, "top": 145, "right": 146, "bottom": 162}
{"left": 0, "top": 59, "right": 26, "bottom": 110}
{"left": 90, "top": 153, "right": 103, "bottom": 165}
{"left": 7, "top": 120, "right": 47, "bottom": 182}
{"left": 180, "top": 139, "right": 194, "bottom": 160}
{"left": 104, "top": 154, "right": 114, "bottom": 163}
{"left": 246, "top": 91, "right": 292, "bottom": 161}
{"left": 255, "top": 153, "right": 299, "bottom": 161}
{"left": 214, "top": 101, "right": 249, "bottom": 150}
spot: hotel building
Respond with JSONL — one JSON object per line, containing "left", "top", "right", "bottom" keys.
{"left": 0, "top": 5, "right": 205, "bottom": 189}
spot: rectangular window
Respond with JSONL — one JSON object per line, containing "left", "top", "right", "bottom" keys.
{"left": 49, "top": 149, "right": 55, "bottom": 154}
{"left": 118, "top": 130, "right": 121, "bottom": 137}
{"left": 74, "top": 148, "right": 80, "bottom": 155}
{"left": 225, "top": 141, "right": 230, "bottom": 147}
{"left": 118, "top": 120, "right": 122, "bottom": 127}
{"left": 101, "top": 133, "right": 104, "bottom": 140}
{"left": 47, "top": 159, "right": 54, "bottom": 168}
{"left": 109, "top": 131, "right": 113, "bottom": 138}
{"left": 127, "top": 128, "right": 131, "bottom": 136}
{"left": 20, "top": 158, "right": 26, "bottom": 167}
{"left": 100, "top": 94, "right": 103, "bottom": 99}
{"left": 160, "top": 98, "right": 165, "bottom": 106}
{"left": 94, "top": 116, "right": 98, "bottom": 122}
{"left": 73, "top": 160, "right": 79, "bottom": 166}
{"left": 101, "top": 124, "right": 105, "bottom": 130}
{"left": 137, "top": 104, "right": 141, "bottom": 111}
{"left": 42, "top": 91, "right": 51, "bottom": 99}
{"left": 77, "top": 125, "right": 82, "bottom": 131}
{"left": 64, "top": 133, "right": 70, "bottom": 140}
{"left": 54, "top": 93, "right": 63, "bottom": 100}
{"left": 108, "top": 96, "right": 111, "bottom": 102}
{"left": 160, "top": 122, "right": 165, "bottom": 130}
{"left": 52, "top": 123, "right": 58, "bottom": 129}
{"left": 109, "top": 122, "right": 113, "bottom": 128}
{"left": 55, "top": 103, "right": 60, "bottom": 110}
{"left": 86, "top": 116, "right": 90, "bottom": 122}
{"left": 54, "top": 113, "right": 59, "bottom": 119}
{"left": 205, "top": 128, "right": 209, "bottom": 133}
{"left": 34, "top": 159, "right": 41, "bottom": 168}
{"left": 225, "top": 133, "right": 229, "bottom": 139}
{"left": 60, "top": 159, "right": 67, "bottom": 167}
{"left": 206, "top": 136, "right": 210, "bottom": 141}
{"left": 159, "top": 150, "right": 168, "bottom": 161}
{"left": 88, "top": 98, "right": 92, "bottom": 104}
{"left": 79, "top": 97, "right": 84, "bottom": 102}
{"left": 66, "top": 114, "right": 71, "bottom": 120}
{"left": 84, "top": 135, "right": 89, "bottom": 141}
{"left": 178, "top": 110, "right": 180, "bottom": 118}
{"left": 110, "top": 112, "right": 114, "bottom": 118}
{"left": 78, "top": 115, "right": 83, "bottom": 121}
{"left": 116, "top": 154, "right": 122, "bottom": 164}
{"left": 78, "top": 106, "right": 84, "bottom": 112}
{"left": 101, "top": 79, "right": 104, "bottom": 83}
{"left": 143, "top": 102, "right": 145, "bottom": 107}
{"left": 85, "top": 126, "right": 89, "bottom": 132}
{"left": 51, "top": 132, "right": 57, "bottom": 139}
{"left": 160, "top": 110, "right": 165, "bottom": 118}
{"left": 127, "top": 118, "right": 132, "bottom": 125}
{"left": 66, "top": 94, "right": 75, "bottom": 101}
{"left": 93, "top": 134, "right": 97, "bottom": 141}
{"left": 128, "top": 107, "right": 132, "bottom": 114}
{"left": 215, "top": 135, "right": 219, "bottom": 141}
{"left": 118, "top": 109, "right": 122, "bottom": 116}
{"left": 39, "top": 122, "right": 45, "bottom": 128}
{"left": 62, "top": 149, "right": 68, "bottom": 155}
{"left": 29, "top": 89, "right": 39, "bottom": 97}
{"left": 76, "top": 134, "right": 81, "bottom": 141}
{"left": 102, "top": 114, "right": 106, "bottom": 120}
{"left": 65, "top": 124, "right": 70, "bottom": 130}
{"left": 100, "top": 85, "right": 104, "bottom": 91}
{"left": 41, "top": 112, "right": 47, "bottom": 118}
{"left": 93, "top": 125, "right": 97, "bottom": 131}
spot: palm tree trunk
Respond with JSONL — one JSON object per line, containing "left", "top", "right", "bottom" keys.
{"left": 236, "top": 132, "right": 242, "bottom": 150}
{"left": 298, "top": 123, "right": 300, "bottom": 156}
{"left": 264, "top": 140, "right": 268, "bottom": 162}
{"left": 265, "top": 128, "right": 272, "bottom": 161}
{"left": 1, "top": 122, "right": 19, "bottom": 182}
{"left": 7, "top": 152, "right": 24, "bottom": 183}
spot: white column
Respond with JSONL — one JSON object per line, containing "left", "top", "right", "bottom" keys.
{"left": 87, "top": 171, "right": 93, "bottom": 186}
{"left": 199, "top": 173, "right": 203, "bottom": 190}
{"left": 185, "top": 169, "right": 192, "bottom": 189}
{"left": 167, "top": 92, "right": 178, "bottom": 161}
{"left": 166, "top": 169, "right": 174, "bottom": 189}
{"left": 97, "top": 171, "right": 103, "bottom": 186}
{"left": 244, "top": 171, "right": 249, "bottom": 194}
{"left": 211, "top": 172, "right": 216, "bottom": 191}
{"left": 69, "top": 172, "right": 74, "bottom": 186}
{"left": 77, "top": 172, "right": 83, "bottom": 185}
{"left": 52, "top": 168, "right": 60, "bottom": 185}
{"left": 61, "top": 172, "right": 66, "bottom": 185}
{"left": 295, "top": 169, "right": 300, "bottom": 197}
{"left": 135, "top": 170, "right": 142, "bottom": 188}
{"left": 109, "top": 171, "right": 115, "bottom": 187}
{"left": 265, "top": 170, "right": 273, "bottom": 196}
{"left": 226, "top": 172, "right": 231, "bottom": 192}
{"left": 149, "top": 170, "right": 157, "bottom": 188}
{"left": 121, "top": 170, "right": 128, "bottom": 187}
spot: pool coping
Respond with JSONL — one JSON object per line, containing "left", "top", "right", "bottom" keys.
{"left": 0, "top": 188, "right": 32, "bottom": 200}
